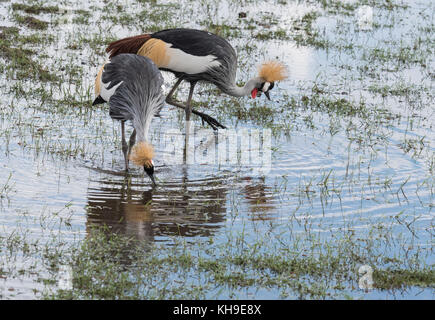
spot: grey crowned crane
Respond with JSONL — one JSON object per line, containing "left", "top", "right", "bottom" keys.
{"left": 101, "top": 28, "right": 288, "bottom": 130}
{"left": 93, "top": 53, "right": 164, "bottom": 185}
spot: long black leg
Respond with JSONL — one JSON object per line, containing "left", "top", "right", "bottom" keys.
{"left": 165, "top": 79, "right": 226, "bottom": 130}
{"left": 165, "top": 77, "right": 183, "bottom": 104}
{"left": 127, "top": 129, "right": 136, "bottom": 165}
{"left": 185, "top": 81, "right": 196, "bottom": 121}
{"left": 121, "top": 121, "right": 129, "bottom": 172}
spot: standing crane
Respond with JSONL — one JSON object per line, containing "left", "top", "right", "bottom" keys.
{"left": 102, "top": 28, "right": 288, "bottom": 130}
{"left": 93, "top": 53, "right": 164, "bottom": 186}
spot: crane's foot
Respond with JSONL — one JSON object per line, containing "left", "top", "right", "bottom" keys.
{"left": 192, "top": 109, "right": 226, "bottom": 130}
{"left": 166, "top": 97, "right": 226, "bottom": 130}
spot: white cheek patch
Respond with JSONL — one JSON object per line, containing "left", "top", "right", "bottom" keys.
{"left": 99, "top": 59, "right": 124, "bottom": 102}
{"left": 262, "top": 82, "right": 271, "bottom": 92}
{"left": 100, "top": 79, "right": 123, "bottom": 102}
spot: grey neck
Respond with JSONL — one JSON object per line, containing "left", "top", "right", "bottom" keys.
{"left": 224, "top": 77, "right": 262, "bottom": 97}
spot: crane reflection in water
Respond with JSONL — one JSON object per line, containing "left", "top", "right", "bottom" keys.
{"left": 85, "top": 173, "right": 229, "bottom": 242}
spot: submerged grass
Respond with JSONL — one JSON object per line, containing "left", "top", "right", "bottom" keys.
{"left": 14, "top": 14, "right": 49, "bottom": 30}
{"left": 0, "top": 25, "right": 58, "bottom": 82}
{"left": 0, "top": 223, "right": 430, "bottom": 300}
{"left": 11, "top": 3, "right": 60, "bottom": 15}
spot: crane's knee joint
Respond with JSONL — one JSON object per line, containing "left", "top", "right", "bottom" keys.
{"left": 122, "top": 140, "right": 128, "bottom": 153}
{"left": 165, "top": 96, "right": 173, "bottom": 104}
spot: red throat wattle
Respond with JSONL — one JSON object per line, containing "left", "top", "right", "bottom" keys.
{"left": 251, "top": 88, "right": 258, "bottom": 99}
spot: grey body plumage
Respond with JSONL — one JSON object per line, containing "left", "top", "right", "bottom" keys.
{"left": 153, "top": 29, "right": 238, "bottom": 94}
{"left": 103, "top": 54, "right": 164, "bottom": 141}
{"left": 95, "top": 54, "right": 164, "bottom": 185}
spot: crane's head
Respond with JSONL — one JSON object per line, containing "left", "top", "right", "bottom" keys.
{"left": 251, "top": 81, "right": 275, "bottom": 100}
{"left": 251, "top": 61, "right": 288, "bottom": 100}
{"left": 130, "top": 141, "right": 157, "bottom": 186}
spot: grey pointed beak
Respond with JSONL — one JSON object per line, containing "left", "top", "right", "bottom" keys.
{"left": 149, "top": 174, "right": 157, "bottom": 186}
{"left": 145, "top": 171, "right": 157, "bottom": 186}
{"left": 264, "top": 91, "right": 271, "bottom": 100}
{"left": 144, "top": 164, "right": 157, "bottom": 187}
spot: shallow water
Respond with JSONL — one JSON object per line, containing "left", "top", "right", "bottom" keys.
{"left": 0, "top": 0, "right": 434, "bottom": 299}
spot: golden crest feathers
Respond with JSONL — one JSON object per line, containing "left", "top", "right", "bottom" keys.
{"left": 129, "top": 142, "right": 154, "bottom": 167}
{"left": 258, "top": 61, "right": 288, "bottom": 82}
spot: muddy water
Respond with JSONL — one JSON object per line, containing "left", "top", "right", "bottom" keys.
{"left": 0, "top": 0, "right": 434, "bottom": 299}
